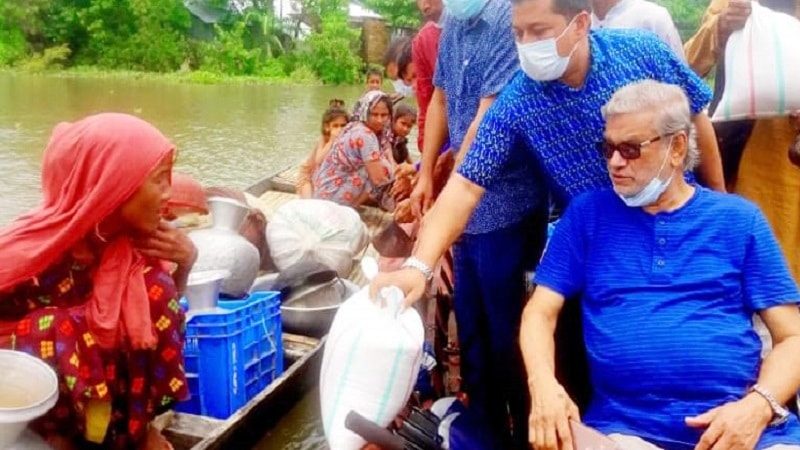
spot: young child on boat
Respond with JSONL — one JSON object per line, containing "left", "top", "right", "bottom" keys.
{"left": 366, "top": 68, "right": 383, "bottom": 92}
{"left": 296, "top": 105, "right": 350, "bottom": 198}
{"left": 390, "top": 103, "right": 417, "bottom": 165}
{"left": 388, "top": 103, "right": 418, "bottom": 206}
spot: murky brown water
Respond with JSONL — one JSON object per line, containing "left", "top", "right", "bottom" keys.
{"left": 254, "top": 386, "right": 327, "bottom": 450}
{"left": 0, "top": 71, "right": 385, "bottom": 448}
{"left": 0, "top": 72, "right": 363, "bottom": 225}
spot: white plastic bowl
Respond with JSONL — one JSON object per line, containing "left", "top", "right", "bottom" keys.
{"left": 0, "top": 350, "right": 58, "bottom": 449}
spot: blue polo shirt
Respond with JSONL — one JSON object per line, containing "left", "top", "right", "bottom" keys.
{"left": 535, "top": 187, "right": 800, "bottom": 449}
{"left": 434, "top": 0, "right": 546, "bottom": 234}
{"left": 458, "top": 29, "right": 712, "bottom": 207}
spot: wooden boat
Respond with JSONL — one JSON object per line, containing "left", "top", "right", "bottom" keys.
{"left": 159, "top": 165, "right": 394, "bottom": 450}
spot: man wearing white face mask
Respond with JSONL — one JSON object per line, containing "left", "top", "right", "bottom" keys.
{"left": 521, "top": 80, "right": 800, "bottom": 450}
{"left": 404, "top": 0, "right": 549, "bottom": 448}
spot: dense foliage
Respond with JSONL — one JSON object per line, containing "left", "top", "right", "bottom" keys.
{"left": 0, "top": 0, "right": 364, "bottom": 83}
{"left": 656, "top": 0, "right": 708, "bottom": 41}
{"left": 0, "top": 0, "right": 711, "bottom": 82}
{"left": 363, "top": 0, "right": 420, "bottom": 28}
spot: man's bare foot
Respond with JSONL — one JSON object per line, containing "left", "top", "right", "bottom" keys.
{"left": 143, "top": 425, "right": 174, "bottom": 450}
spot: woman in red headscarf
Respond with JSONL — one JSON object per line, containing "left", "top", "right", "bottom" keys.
{"left": 0, "top": 113, "right": 195, "bottom": 450}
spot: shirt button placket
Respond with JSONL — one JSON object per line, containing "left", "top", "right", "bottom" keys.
{"left": 654, "top": 217, "right": 668, "bottom": 275}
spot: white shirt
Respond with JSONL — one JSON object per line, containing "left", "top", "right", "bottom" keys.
{"left": 591, "top": 0, "right": 686, "bottom": 61}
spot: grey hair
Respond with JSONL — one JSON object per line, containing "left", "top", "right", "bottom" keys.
{"left": 602, "top": 80, "right": 699, "bottom": 170}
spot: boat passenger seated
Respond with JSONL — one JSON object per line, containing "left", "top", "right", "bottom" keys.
{"left": 522, "top": 81, "right": 800, "bottom": 450}
{"left": 312, "top": 91, "right": 397, "bottom": 210}
{"left": 0, "top": 113, "right": 195, "bottom": 450}
{"left": 296, "top": 105, "right": 350, "bottom": 199}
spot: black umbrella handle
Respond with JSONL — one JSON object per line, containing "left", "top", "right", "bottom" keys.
{"left": 345, "top": 410, "right": 406, "bottom": 450}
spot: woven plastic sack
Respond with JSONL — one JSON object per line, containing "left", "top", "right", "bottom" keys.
{"left": 266, "top": 199, "right": 367, "bottom": 279}
{"left": 320, "top": 286, "right": 424, "bottom": 450}
{"left": 712, "top": 2, "right": 800, "bottom": 121}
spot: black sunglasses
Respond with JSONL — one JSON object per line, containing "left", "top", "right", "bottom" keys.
{"left": 599, "top": 134, "right": 671, "bottom": 160}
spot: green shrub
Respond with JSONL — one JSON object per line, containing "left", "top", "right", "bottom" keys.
{"left": 184, "top": 69, "right": 224, "bottom": 84}
{"left": 0, "top": 24, "right": 27, "bottom": 66}
{"left": 305, "top": 13, "right": 362, "bottom": 84}
{"left": 288, "top": 64, "right": 319, "bottom": 84}
{"left": 74, "top": 0, "right": 190, "bottom": 71}
{"left": 0, "top": 0, "right": 366, "bottom": 82}
{"left": 258, "top": 57, "right": 287, "bottom": 78}
{"left": 657, "top": 0, "right": 708, "bottom": 41}
{"left": 18, "top": 43, "right": 70, "bottom": 71}
{"left": 198, "top": 21, "right": 263, "bottom": 75}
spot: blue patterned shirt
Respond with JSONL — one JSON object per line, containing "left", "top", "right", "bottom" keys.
{"left": 458, "top": 29, "right": 712, "bottom": 207}
{"left": 535, "top": 188, "right": 800, "bottom": 449}
{"left": 434, "top": 0, "right": 546, "bottom": 234}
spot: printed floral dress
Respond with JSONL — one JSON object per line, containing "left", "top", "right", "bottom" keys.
{"left": 312, "top": 122, "right": 394, "bottom": 208}
{"left": 0, "top": 256, "right": 188, "bottom": 449}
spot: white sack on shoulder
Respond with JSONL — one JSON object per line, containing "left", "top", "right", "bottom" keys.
{"left": 713, "top": 2, "right": 800, "bottom": 121}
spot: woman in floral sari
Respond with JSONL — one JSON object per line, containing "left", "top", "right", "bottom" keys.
{"left": 0, "top": 113, "right": 195, "bottom": 450}
{"left": 312, "top": 91, "right": 397, "bottom": 210}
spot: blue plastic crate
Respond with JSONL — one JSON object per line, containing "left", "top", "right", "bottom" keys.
{"left": 264, "top": 293, "right": 283, "bottom": 377}
{"left": 219, "top": 292, "right": 283, "bottom": 390}
{"left": 176, "top": 291, "right": 282, "bottom": 419}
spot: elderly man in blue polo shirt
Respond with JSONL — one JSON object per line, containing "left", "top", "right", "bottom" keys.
{"left": 405, "top": 0, "right": 548, "bottom": 447}
{"left": 373, "top": 0, "right": 723, "bottom": 416}
{"left": 523, "top": 80, "right": 800, "bottom": 450}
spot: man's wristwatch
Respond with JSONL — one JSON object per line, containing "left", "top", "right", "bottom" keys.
{"left": 401, "top": 257, "right": 434, "bottom": 282}
{"left": 750, "top": 384, "right": 791, "bottom": 426}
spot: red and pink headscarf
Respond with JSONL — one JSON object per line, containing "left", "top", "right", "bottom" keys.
{"left": 0, "top": 113, "right": 175, "bottom": 350}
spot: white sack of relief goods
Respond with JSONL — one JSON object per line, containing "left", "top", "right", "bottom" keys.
{"left": 266, "top": 199, "right": 368, "bottom": 279}
{"left": 712, "top": 2, "right": 800, "bottom": 121}
{"left": 319, "top": 285, "right": 424, "bottom": 450}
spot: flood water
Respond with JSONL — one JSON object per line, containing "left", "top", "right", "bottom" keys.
{"left": 0, "top": 71, "right": 378, "bottom": 448}
{"left": 255, "top": 386, "right": 327, "bottom": 450}
{"left": 0, "top": 72, "right": 363, "bottom": 225}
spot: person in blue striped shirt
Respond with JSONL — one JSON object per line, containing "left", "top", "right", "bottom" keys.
{"left": 522, "top": 80, "right": 800, "bottom": 450}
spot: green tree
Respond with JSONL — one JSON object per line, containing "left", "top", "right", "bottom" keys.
{"left": 362, "top": 0, "right": 420, "bottom": 28}
{"left": 297, "top": 0, "right": 347, "bottom": 30}
{"left": 75, "top": 0, "right": 191, "bottom": 71}
{"left": 305, "top": 12, "right": 362, "bottom": 83}
{"left": 658, "top": 0, "right": 709, "bottom": 41}
{"left": 0, "top": 17, "right": 26, "bottom": 65}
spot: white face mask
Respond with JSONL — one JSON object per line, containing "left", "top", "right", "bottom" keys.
{"left": 443, "top": 0, "right": 488, "bottom": 20}
{"left": 615, "top": 137, "right": 675, "bottom": 207}
{"left": 517, "top": 18, "right": 579, "bottom": 82}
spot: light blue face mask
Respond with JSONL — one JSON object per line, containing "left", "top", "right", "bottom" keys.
{"left": 616, "top": 137, "right": 675, "bottom": 208}
{"left": 443, "top": 0, "right": 489, "bottom": 20}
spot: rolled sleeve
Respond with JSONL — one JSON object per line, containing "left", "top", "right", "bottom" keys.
{"left": 533, "top": 196, "right": 587, "bottom": 298}
{"left": 742, "top": 209, "right": 800, "bottom": 311}
{"left": 456, "top": 98, "right": 516, "bottom": 188}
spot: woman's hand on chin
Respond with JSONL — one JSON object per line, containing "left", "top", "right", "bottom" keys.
{"left": 134, "top": 221, "right": 197, "bottom": 269}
